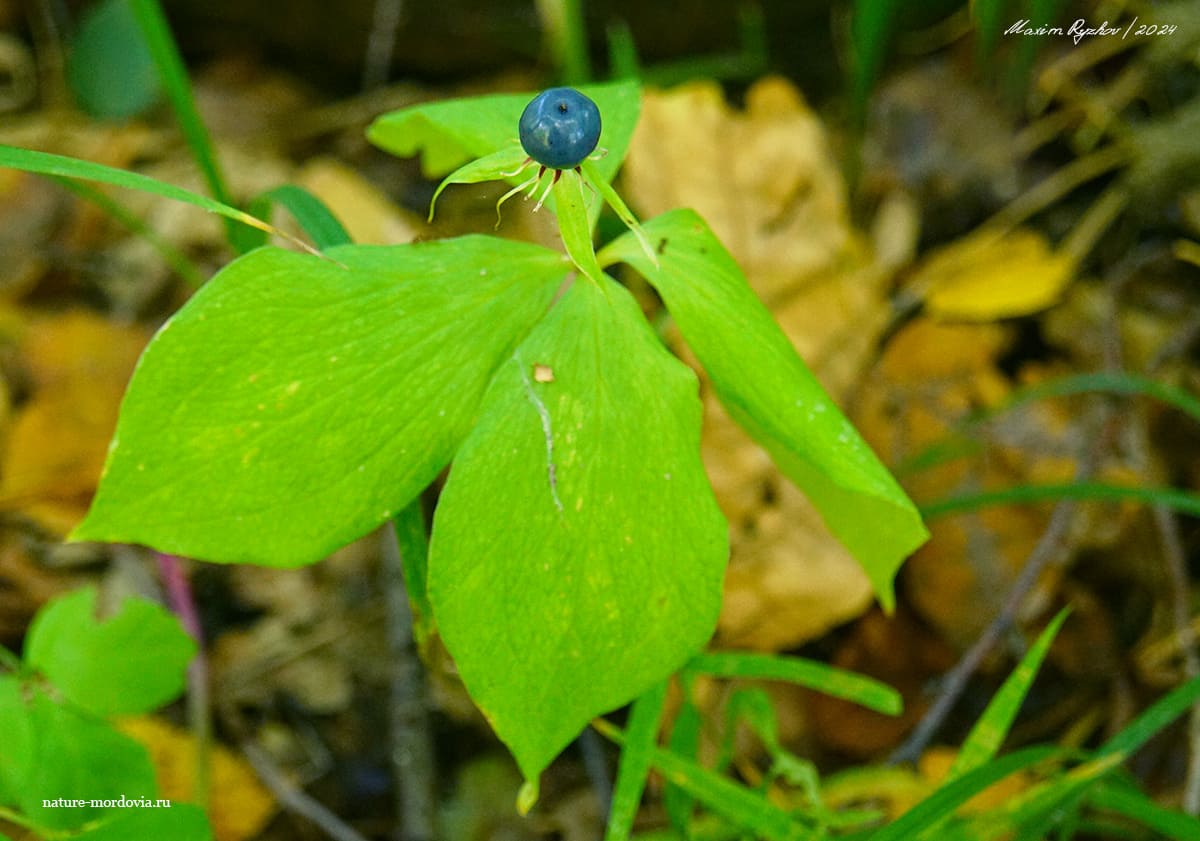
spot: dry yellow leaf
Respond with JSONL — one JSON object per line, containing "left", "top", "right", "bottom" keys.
{"left": 919, "top": 746, "right": 1035, "bottom": 810}
{"left": 296, "top": 157, "right": 421, "bottom": 245}
{"left": 915, "top": 228, "right": 1076, "bottom": 321}
{"left": 118, "top": 716, "right": 275, "bottom": 841}
{"left": 0, "top": 310, "right": 148, "bottom": 534}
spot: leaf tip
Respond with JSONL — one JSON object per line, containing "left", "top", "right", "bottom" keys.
{"left": 516, "top": 778, "right": 540, "bottom": 815}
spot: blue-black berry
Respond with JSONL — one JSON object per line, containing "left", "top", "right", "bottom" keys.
{"left": 518, "top": 88, "right": 601, "bottom": 170}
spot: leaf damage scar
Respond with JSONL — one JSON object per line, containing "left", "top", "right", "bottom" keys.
{"left": 515, "top": 354, "right": 563, "bottom": 512}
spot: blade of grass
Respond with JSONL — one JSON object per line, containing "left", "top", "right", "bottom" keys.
{"left": 686, "top": 651, "right": 902, "bottom": 716}
{"left": 920, "top": 483, "right": 1200, "bottom": 521}
{"left": 0, "top": 144, "right": 318, "bottom": 255}
{"left": 664, "top": 682, "right": 702, "bottom": 835}
{"left": 602, "top": 681, "right": 668, "bottom": 841}
{"left": 53, "top": 176, "right": 207, "bottom": 288}
{"left": 127, "top": 0, "right": 251, "bottom": 250}
{"left": 869, "top": 746, "right": 1061, "bottom": 841}
{"left": 594, "top": 718, "right": 816, "bottom": 841}
{"left": 958, "top": 753, "right": 1122, "bottom": 841}
{"left": 898, "top": 371, "right": 1200, "bottom": 476}
{"left": 971, "top": 0, "right": 1011, "bottom": 66}
{"left": 1090, "top": 779, "right": 1200, "bottom": 841}
{"left": 849, "top": 0, "right": 902, "bottom": 127}
{"left": 949, "top": 608, "right": 1070, "bottom": 779}
{"left": 1097, "top": 673, "right": 1200, "bottom": 760}
{"left": 245, "top": 185, "right": 353, "bottom": 250}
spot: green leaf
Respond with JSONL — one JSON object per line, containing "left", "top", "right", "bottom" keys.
{"left": 25, "top": 586, "right": 196, "bottom": 717}
{"left": 73, "top": 804, "right": 212, "bottom": 841}
{"left": 74, "top": 239, "right": 568, "bottom": 566}
{"left": 366, "top": 80, "right": 641, "bottom": 186}
{"left": 600, "top": 209, "right": 928, "bottom": 610}
{"left": 0, "top": 676, "right": 30, "bottom": 807}
{"left": 949, "top": 608, "right": 1070, "bottom": 779}
{"left": 0, "top": 681, "right": 157, "bottom": 831}
{"left": 428, "top": 277, "right": 728, "bottom": 781}
{"left": 429, "top": 146, "right": 530, "bottom": 222}
{"left": 685, "top": 651, "right": 902, "bottom": 716}
{"left": 68, "top": 0, "right": 162, "bottom": 119}
{"left": 552, "top": 169, "right": 605, "bottom": 283}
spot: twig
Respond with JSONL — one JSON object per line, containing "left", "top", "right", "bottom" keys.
{"left": 1152, "top": 504, "right": 1200, "bottom": 814}
{"left": 381, "top": 516, "right": 438, "bottom": 841}
{"left": 156, "top": 553, "right": 212, "bottom": 808}
{"left": 362, "top": 0, "right": 405, "bottom": 90}
{"left": 242, "top": 741, "right": 373, "bottom": 841}
{"left": 887, "top": 493, "right": 1080, "bottom": 765}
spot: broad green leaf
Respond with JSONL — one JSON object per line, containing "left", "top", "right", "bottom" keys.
{"left": 604, "top": 681, "right": 669, "bottom": 841}
{"left": 686, "top": 651, "right": 902, "bottom": 716}
{"left": 68, "top": 0, "right": 161, "bottom": 119}
{"left": 428, "top": 277, "right": 728, "bottom": 780}
{"left": 0, "top": 676, "right": 31, "bottom": 807}
{"left": 25, "top": 586, "right": 196, "bottom": 717}
{"left": 366, "top": 80, "right": 641, "bottom": 186}
{"left": 0, "top": 683, "right": 157, "bottom": 830}
{"left": 949, "top": 608, "right": 1069, "bottom": 779}
{"left": 73, "top": 805, "right": 212, "bottom": 841}
{"left": 600, "top": 209, "right": 928, "bottom": 609}
{"left": 74, "top": 238, "right": 568, "bottom": 566}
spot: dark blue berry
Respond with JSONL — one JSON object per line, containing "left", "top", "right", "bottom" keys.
{"left": 518, "top": 87, "right": 601, "bottom": 170}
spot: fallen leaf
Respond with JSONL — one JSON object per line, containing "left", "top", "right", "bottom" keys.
{"left": 118, "top": 716, "right": 275, "bottom": 841}
{"left": 0, "top": 309, "right": 149, "bottom": 534}
{"left": 915, "top": 228, "right": 1076, "bottom": 322}
{"left": 296, "top": 157, "right": 421, "bottom": 245}
{"left": 919, "top": 746, "right": 1034, "bottom": 810}
{"left": 808, "top": 610, "right": 955, "bottom": 757}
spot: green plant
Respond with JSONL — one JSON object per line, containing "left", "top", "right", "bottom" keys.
{"left": 0, "top": 588, "right": 207, "bottom": 840}
{"left": 0, "top": 77, "right": 928, "bottom": 792}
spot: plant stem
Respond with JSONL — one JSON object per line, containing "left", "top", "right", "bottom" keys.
{"left": 382, "top": 509, "right": 437, "bottom": 841}
{"left": 156, "top": 553, "right": 212, "bottom": 809}
{"left": 129, "top": 0, "right": 246, "bottom": 251}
